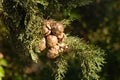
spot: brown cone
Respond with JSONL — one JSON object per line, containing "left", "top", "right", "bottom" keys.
{"left": 46, "top": 35, "right": 58, "bottom": 47}
{"left": 47, "top": 47, "right": 59, "bottom": 59}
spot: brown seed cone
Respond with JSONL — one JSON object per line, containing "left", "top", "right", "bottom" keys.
{"left": 58, "top": 43, "right": 68, "bottom": 53}
{"left": 58, "top": 43, "right": 66, "bottom": 48}
{"left": 53, "top": 45, "right": 60, "bottom": 51}
{"left": 38, "top": 38, "right": 46, "bottom": 51}
{"left": 51, "top": 22, "right": 64, "bottom": 36}
{"left": 44, "top": 20, "right": 52, "bottom": 30}
{"left": 46, "top": 35, "right": 58, "bottom": 47}
{"left": 43, "top": 26, "right": 51, "bottom": 36}
{"left": 57, "top": 33, "right": 65, "bottom": 42}
{"left": 47, "top": 47, "right": 59, "bottom": 59}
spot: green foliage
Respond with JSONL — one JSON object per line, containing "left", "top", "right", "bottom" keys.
{"left": 67, "top": 1, "right": 120, "bottom": 79}
{"left": 18, "top": 14, "right": 44, "bottom": 62}
{"left": 0, "top": 0, "right": 2, "bottom": 10}
{"left": 0, "top": 59, "right": 7, "bottom": 67}
{"left": 0, "top": 66, "right": 4, "bottom": 78}
{"left": 0, "top": 9, "right": 8, "bottom": 80}
{"left": 55, "top": 57, "right": 68, "bottom": 80}
{"left": 54, "top": 36, "right": 105, "bottom": 80}
{"left": 1, "top": 0, "right": 106, "bottom": 80}
{"left": 2, "top": 0, "right": 45, "bottom": 62}
{"left": 42, "top": 0, "right": 94, "bottom": 19}
{"left": 2, "top": 0, "right": 96, "bottom": 62}
{"left": 0, "top": 58, "right": 8, "bottom": 80}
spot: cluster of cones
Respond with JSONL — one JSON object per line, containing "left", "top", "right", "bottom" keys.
{"left": 37, "top": 19, "right": 68, "bottom": 59}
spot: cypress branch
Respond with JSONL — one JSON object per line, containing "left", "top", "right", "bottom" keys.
{"left": 2, "top": 0, "right": 105, "bottom": 80}
{"left": 54, "top": 36, "right": 105, "bottom": 80}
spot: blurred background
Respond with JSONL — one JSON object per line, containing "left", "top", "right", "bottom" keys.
{"left": 0, "top": 0, "right": 120, "bottom": 80}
